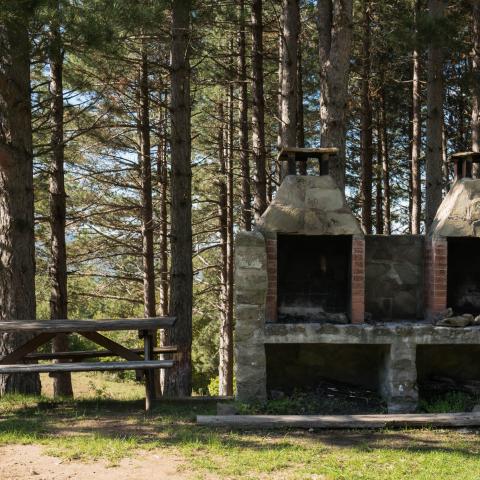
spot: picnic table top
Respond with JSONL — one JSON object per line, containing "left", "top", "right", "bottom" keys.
{"left": 0, "top": 317, "right": 175, "bottom": 333}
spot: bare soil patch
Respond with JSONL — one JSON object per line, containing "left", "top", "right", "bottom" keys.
{"left": 0, "top": 444, "right": 187, "bottom": 480}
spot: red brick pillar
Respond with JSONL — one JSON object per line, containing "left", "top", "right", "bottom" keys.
{"left": 425, "top": 238, "right": 447, "bottom": 319}
{"left": 351, "top": 236, "right": 365, "bottom": 324}
{"left": 265, "top": 237, "right": 277, "bottom": 322}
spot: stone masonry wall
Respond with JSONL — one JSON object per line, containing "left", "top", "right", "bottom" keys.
{"left": 365, "top": 235, "right": 424, "bottom": 320}
{"left": 234, "top": 231, "right": 267, "bottom": 402}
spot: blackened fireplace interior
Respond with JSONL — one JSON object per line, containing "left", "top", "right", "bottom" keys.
{"left": 277, "top": 234, "right": 351, "bottom": 322}
{"left": 447, "top": 237, "right": 480, "bottom": 315}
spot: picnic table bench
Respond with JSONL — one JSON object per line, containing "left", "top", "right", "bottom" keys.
{"left": 0, "top": 317, "right": 176, "bottom": 411}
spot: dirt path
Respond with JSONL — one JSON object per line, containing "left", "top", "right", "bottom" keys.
{"left": 0, "top": 444, "right": 188, "bottom": 480}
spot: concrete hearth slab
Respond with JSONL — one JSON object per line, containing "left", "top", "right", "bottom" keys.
{"left": 264, "top": 321, "right": 480, "bottom": 345}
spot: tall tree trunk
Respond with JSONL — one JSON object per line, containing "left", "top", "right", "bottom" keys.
{"left": 0, "top": 7, "right": 41, "bottom": 395}
{"left": 138, "top": 45, "right": 156, "bottom": 319}
{"left": 279, "top": 0, "right": 299, "bottom": 179}
{"left": 411, "top": 0, "right": 422, "bottom": 233}
{"left": 251, "top": 0, "right": 267, "bottom": 221}
{"left": 157, "top": 101, "right": 169, "bottom": 317}
{"left": 472, "top": 0, "right": 480, "bottom": 177}
{"left": 360, "top": 0, "right": 373, "bottom": 233}
{"left": 277, "top": 8, "right": 284, "bottom": 155}
{"left": 138, "top": 42, "right": 158, "bottom": 396}
{"left": 48, "top": 9, "right": 73, "bottom": 398}
{"left": 442, "top": 119, "right": 449, "bottom": 190}
{"left": 426, "top": 0, "right": 445, "bottom": 230}
{"left": 297, "top": 10, "right": 307, "bottom": 175}
{"left": 157, "top": 101, "right": 170, "bottom": 392}
{"left": 238, "top": 0, "right": 251, "bottom": 230}
{"left": 380, "top": 87, "right": 391, "bottom": 234}
{"left": 226, "top": 86, "right": 235, "bottom": 382}
{"left": 317, "top": 0, "right": 353, "bottom": 190}
{"left": 217, "top": 102, "right": 233, "bottom": 396}
{"left": 163, "top": 0, "right": 192, "bottom": 396}
{"left": 375, "top": 108, "right": 384, "bottom": 235}
{"left": 226, "top": 98, "right": 234, "bottom": 398}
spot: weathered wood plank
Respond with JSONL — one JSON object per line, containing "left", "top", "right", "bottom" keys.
{"left": 0, "top": 333, "right": 58, "bottom": 365}
{"left": 23, "top": 346, "right": 178, "bottom": 361}
{"left": 196, "top": 413, "right": 480, "bottom": 429}
{"left": 0, "top": 317, "right": 175, "bottom": 333}
{"left": 0, "top": 360, "right": 174, "bottom": 374}
{"left": 79, "top": 331, "right": 143, "bottom": 362}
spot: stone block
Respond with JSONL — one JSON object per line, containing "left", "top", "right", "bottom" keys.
{"left": 235, "top": 343, "right": 267, "bottom": 403}
{"left": 274, "top": 176, "right": 306, "bottom": 208}
{"left": 235, "top": 269, "right": 267, "bottom": 292}
{"left": 235, "top": 230, "right": 265, "bottom": 248}
{"left": 259, "top": 204, "right": 304, "bottom": 233}
{"left": 303, "top": 209, "right": 328, "bottom": 235}
{"left": 326, "top": 212, "right": 363, "bottom": 235}
{"left": 235, "top": 289, "right": 266, "bottom": 305}
{"left": 305, "top": 187, "right": 343, "bottom": 211}
{"left": 235, "top": 246, "right": 266, "bottom": 270}
{"left": 380, "top": 342, "right": 418, "bottom": 413}
{"left": 235, "top": 305, "right": 264, "bottom": 342}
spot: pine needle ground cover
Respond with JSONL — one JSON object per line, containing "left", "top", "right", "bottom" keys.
{"left": 1, "top": 375, "right": 480, "bottom": 479}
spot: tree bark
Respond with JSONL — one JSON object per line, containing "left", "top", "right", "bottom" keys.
{"left": 360, "top": 0, "right": 373, "bottom": 233}
{"left": 297, "top": 10, "right": 306, "bottom": 175}
{"left": 226, "top": 98, "right": 234, "bottom": 398}
{"left": 277, "top": 7, "right": 284, "bottom": 156}
{"left": 411, "top": 0, "right": 422, "bottom": 234}
{"left": 163, "top": 0, "right": 193, "bottom": 396}
{"left": 375, "top": 108, "right": 384, "bottom": 235}
{"left": 238, "top": 0, "right": 251, "bottom": 230}
{"left": 157, "top": 102, "right": 169, "bottom": 317}
{"left": 48, "top": 8, "right": 73, "bottom": 398}
{"left": 217, "top": 102, "right": 233, "bottom": 396}
{"left": 426, "top": 0, "right": 446, "bottom": 231}
{"left": 279, "top": 0, "right": 299, "bottom": 179}
{"left": 472, "top": 0, "right": 480, "bottom": 177}
{"left": 380, "top": 87, "right": 391, "bottom": 234}
{"left": 251, "top": 0, "right": 267, "bottom": 221}
{"left": 138, "top": 45, "right": 156, "bottom": 320}
{"left": 0, "top": 6, "right": 41, "bottom": 395}
{"left": 317, "top": 0, "right": 353, "bottom": 190}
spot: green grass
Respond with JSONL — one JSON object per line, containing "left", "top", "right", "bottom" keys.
{"left": 419, "top": 391, "right": 480, "bottom": 413}
{"left": 2, "top": 380, "right": 480, "bottom": 478}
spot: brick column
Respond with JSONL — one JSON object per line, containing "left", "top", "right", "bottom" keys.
{"left": 351, "top": 236, "right": 365, "bottom": 324}
{"left": 425, "top": 237, "right": 447, "bottom": 319}
{"left": 265, "top": 237, "right": 277, "bottom": 322}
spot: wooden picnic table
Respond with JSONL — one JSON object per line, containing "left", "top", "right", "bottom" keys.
{"left": 0, "top": 317, "right": 176, "bottom": 411}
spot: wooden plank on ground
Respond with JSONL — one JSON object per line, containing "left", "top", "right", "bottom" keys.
{"left": 0, "top": 317, "right": 175, "bottom": 333}
{"left": 0, "top": 333, "right": 58, "bottom": 365}
{"left": 0, "top": 360, "right": 174, "bottom": 374}
{"left": 24, "top": 346, "right": 178, "bottom": 361}
{"left": 196, "top": 413, "right": 480, "bottom": 429}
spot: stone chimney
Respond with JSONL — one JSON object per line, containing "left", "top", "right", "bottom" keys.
{"left": 425, "top": 152, "right": 480, "bottom": 319}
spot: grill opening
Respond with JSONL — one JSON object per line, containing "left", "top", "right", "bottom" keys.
{"left": 447, "top": 237, "right": 480, "bottom": 315}
{"left": 277, "top": 234, "right": 351, "bottom": 322}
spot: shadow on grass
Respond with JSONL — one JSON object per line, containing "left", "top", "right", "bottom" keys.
{"left": 2, "top": 396, "right": 480, "bottom": 460}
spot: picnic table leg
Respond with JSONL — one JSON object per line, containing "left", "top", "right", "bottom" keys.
{"left": 143, "top": 331, "right": 155, "bottom": 412}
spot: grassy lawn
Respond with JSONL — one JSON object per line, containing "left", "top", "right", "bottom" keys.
{"left": 1, "top": 374, "right": 480, "bottom": 479}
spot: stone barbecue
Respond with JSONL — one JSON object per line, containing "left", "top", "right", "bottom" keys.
{"left": 235, "top": 149, "right": 480, "bottom": 413}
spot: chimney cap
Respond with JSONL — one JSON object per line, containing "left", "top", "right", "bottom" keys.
{"left": 450, "top": 151, "right": 480, "bottom": 180}
{"left": 277, "top": 147, "right": 339, "bottom": 162}
{"left": 450, "top": 151, "right": 480, "bottom": 162}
